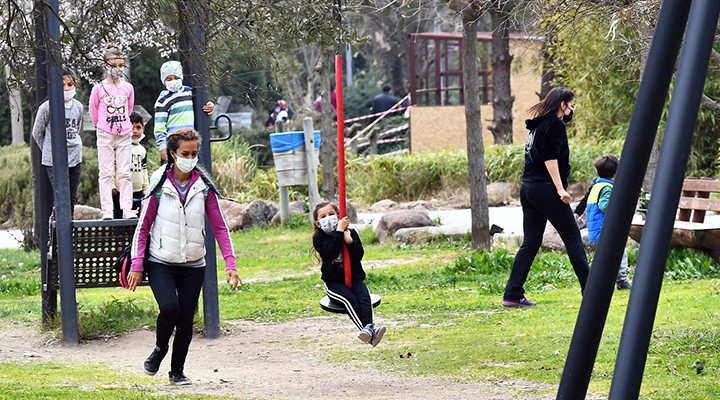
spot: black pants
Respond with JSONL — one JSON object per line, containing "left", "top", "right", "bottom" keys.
{"left": 46, "top": 164, "right": 82, "bottom": 217}
{"left": 325, "top": 280, "right": 373, "bottom": 330}
{"left": 504, "top": 181, "right": 590, "bottom": 300}
{"left": 146, "top": 261, "right": 205, "bottom": 373}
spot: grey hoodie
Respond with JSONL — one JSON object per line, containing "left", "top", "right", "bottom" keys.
{"left": 31, "top": 99, "right": 84, "bottom": 167}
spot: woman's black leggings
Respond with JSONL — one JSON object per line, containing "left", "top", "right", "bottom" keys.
{"left": 504, "top": 181, "right": 590, "bottom": 300}
{"left": 325, "top": 280, "right": 373, "bottom": 330}
{"left": 147, "top": 261, "right": 205, "bottom": 373}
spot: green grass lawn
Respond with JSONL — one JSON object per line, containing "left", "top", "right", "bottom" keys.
{"left": 0, "top": 224, "right": 718, "bottom": 399}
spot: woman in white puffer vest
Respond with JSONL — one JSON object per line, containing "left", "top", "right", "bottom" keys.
{"left": 126, "top": 128, "right": 241, "bottom": 386}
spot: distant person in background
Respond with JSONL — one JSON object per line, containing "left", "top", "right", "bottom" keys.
{"left": 265, "top": 99, "right": 294, "bottom": 129}
{"left": 371, "top": 84, "right": 399, "bottom": 115}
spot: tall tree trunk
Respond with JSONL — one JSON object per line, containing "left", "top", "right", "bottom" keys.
{"left": 5, "top": 64, "right": 25, "bottom": 144}
{"left": 637, "top": 8, "right": 658, "bottom": 193}
{"left": 317, "top": 48, "right": 337, "bottom": 200}
{"left": 458, "top": 2, "right": 491, "bottom": 251}
{"left": 488, "top": 1, "right": 514, "bottom": 144}
{"left": 539, "top": 32, "right": 556, "bottom": 100}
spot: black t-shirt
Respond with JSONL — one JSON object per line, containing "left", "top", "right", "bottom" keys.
{"left": 522, "top": 114, "right": 571, "bottom": 188}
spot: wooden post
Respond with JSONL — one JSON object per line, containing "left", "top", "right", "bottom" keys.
{"left": 303, "top": 118, "right": 321, "bottom": 219}
{"left": 276, "top": 122, "right": 290, "bottom": 224}
{"left": 369, "top": 127, "right": 379, "bottom": 155}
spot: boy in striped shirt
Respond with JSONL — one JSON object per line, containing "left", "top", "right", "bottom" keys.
{"left": 154, "top": 61, "right": 214, "bottom": 161}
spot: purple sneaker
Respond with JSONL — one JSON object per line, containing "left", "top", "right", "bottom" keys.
{"left": 502, "top": 297, "right": 537, "bottom": 307}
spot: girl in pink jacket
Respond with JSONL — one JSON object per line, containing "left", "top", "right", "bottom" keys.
{"left": 89, "top": 45, "right": 135, "bottom": 219}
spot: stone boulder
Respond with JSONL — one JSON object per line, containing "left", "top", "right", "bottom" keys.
{"left": 271, "top": 200, "right": 311, "bottom": 226}
{"left": 74, "top": 205, "right": 102, "bottom": 220}
{"left": 347, "top": 202, "right": 359, "bottom": 223}
{"left": 239, "top": 200, "right": 278, "bottom": 229}
{"left": 370, "top": 199, "right": 397, "bottom": 212}
{"left": 394, "top": 225, "right": 469, "bottom": 244}
{"left": 374, "top": 209, "right": 433, "bottom": 243}
{"left": 487, "top": 182, "right": 516, "bottom": 206}
{"left": 567, "top": 182, "right": 587, "bottom": 201}
{"left": 542, "top": 222, "right": 591, "bottom": 251}
{"left": 219, "top": 199, "right": 246, "bottom": 231}
{"left": 542, "top": 223, "right": 563, "bottom": 250}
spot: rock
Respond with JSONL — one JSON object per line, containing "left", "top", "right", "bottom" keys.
{"left": 400, "top": 200, "right": 429, "bottom": 210}
{"left": 239, "top": 200, "right": 277, "bottom": 229}
{"left": 74, "top": 205, "right": 102, "bottom": 220}
{"left": 542, "top": 223, "right": 563, "bottom": 250}
{"left": 394, "top": 225, "right": 470, "bottom": 244}
{"left": 347, "top": 202, "right": 359, "bottom": 223}
{"left": 370, "top": 199, "right": 397, "bottom": 212}
{"left": 270, "top": 200, "right": 310, "bottom": 226}
{"left": 219, "top": 199, "right": 246, "bottom": 231}
{"left": 486, "top": 182, "right": 516, "bottom": 206}
{"left": 567, "top": 182, "right": 587, "bottom": 201}
{"left": 374, "top": 209, "right": 433, "bottom": 243}
{"left": 289, "top": 200, "right": 309, "bottom": 214}
{"left": 493, "top": 233, "right": 524, "bottom": 249}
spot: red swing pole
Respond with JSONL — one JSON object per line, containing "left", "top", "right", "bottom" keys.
{"left": 335, "top": 54, "right": 352, "bottom": 289}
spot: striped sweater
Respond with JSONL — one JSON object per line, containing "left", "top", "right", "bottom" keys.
{"left": 153, "top": 86, "right": 195, "bottom": 151}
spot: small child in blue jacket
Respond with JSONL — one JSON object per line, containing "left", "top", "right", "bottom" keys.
{"left": 585, "top": 154, "right": 632, "bottom": 290}
{"left": 313, "top": 202, "right": 386, "bottom": 346}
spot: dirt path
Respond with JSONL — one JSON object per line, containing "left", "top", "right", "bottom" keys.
{"left": 0, "top": 317, "right": 554, "bottom": 400}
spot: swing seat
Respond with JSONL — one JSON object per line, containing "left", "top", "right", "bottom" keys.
{"left": 319, "top": 294, "right": 382, "bottom": 314}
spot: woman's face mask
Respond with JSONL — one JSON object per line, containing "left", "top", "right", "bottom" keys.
{"left": 174, "top": 155, "right": 198, "bottom": 173}
{"left": 563, "top": 110, "right": 574, "bottom": 124}
{"left": 319, "top": 214, "right": 338, "bottom": 233}
{"left": 165, "top": 79, "right": 183, "bottom": 92}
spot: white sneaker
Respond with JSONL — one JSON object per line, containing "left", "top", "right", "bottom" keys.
{"left": 358, "top": 324, "right": 373, "bottom": 343}
{"left": 123, "top": 210, "right": 137, "bottom": 219}
{"left": 101, "top": 214, "right": 113, "bottom": 220}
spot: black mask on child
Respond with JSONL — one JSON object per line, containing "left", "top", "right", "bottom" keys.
{"left": 563, "top": 110, "right": 574, "bottom": 124}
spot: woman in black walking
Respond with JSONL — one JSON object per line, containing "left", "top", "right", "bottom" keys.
{"left": 503, "top": 87, "right": 589, "bottom": 307}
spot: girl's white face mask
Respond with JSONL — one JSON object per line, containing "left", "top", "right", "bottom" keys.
{"left": 64, "top": 88, "right": 76, "bottom": 102}
{"left": 319, "top": 214, "right": 338, "bottom": 233}
{"left": 175, "top": 156, "right": 198, "bottom": 173}
{"left": 165, "top": 79, "right": 183, "bottom": 92}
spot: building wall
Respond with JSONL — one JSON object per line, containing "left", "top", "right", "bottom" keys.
{"left": 410, "top": 39, "right": 542, "bottom": 152}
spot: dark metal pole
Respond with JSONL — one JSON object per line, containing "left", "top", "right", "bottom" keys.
{"left": 609, "top": 1, "right": 720, "bottom": 398}
{"left": 556, "top": 0, "right": 691, "bottom": 398}
{"left": 33, "top": 0, "right": 56, "bottom": 325}
{"left": 46, "top": 0, "right": 79, "bottom": 345}
{"left": 177, "top": 0, "right": 220, "bottom": 339}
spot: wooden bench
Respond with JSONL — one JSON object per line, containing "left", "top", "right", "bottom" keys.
{"left": 629, "top": 178, "right": 720, "bottom": 257}
{"left": 43, "top": 219, "right": 148, "bottom": 319}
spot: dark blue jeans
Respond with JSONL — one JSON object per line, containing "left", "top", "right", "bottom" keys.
{"left": 504, "top": 181, "right": 589, "bottom": 300}
{"left": 46, "top": 164, "right": 81, "bottom": 217}
{"left": 147, "top": 261, "right": 205, "bottom": 373}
